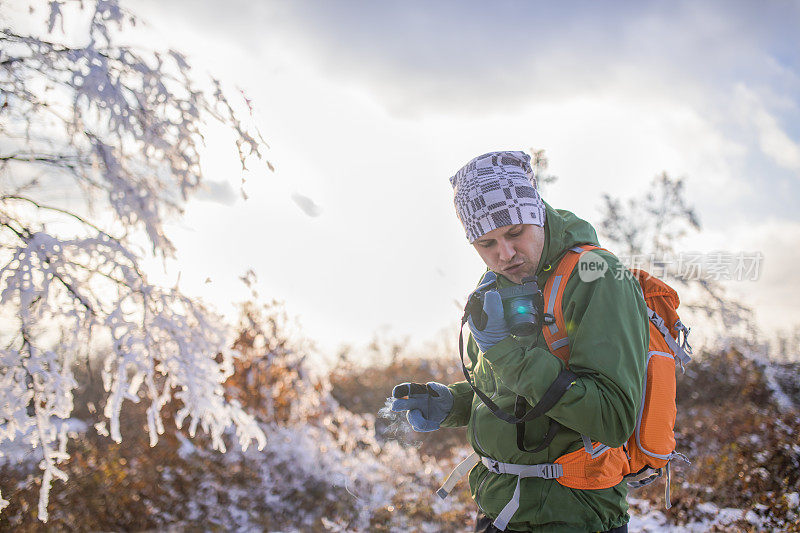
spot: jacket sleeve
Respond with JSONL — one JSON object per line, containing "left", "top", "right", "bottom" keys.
{"left": 440, "top": 334, "right": 479, "bottom": 428}
{"left": 483, "top": 251, "right": 648, "bottom": 447}
{"left": 440, "top": 381, "right": 474, "bottom": 428}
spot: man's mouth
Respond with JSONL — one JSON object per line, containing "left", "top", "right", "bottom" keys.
{"left": 504, "top": 263, "right": 524, "bottom": 274}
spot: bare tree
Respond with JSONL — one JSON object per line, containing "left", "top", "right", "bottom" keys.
{"left": 599, "top": 172, "right": 700, "bottom": 258}
{"left": 0, "top": 0, "right": 269, "bottom": 520}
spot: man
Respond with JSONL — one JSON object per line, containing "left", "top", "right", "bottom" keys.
{"left": 391, "top": 151, "right": 648, "bottom": 532}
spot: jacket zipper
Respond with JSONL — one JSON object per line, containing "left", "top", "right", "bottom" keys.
{"left": 475, "top": 467, "right": 491, "bottom": 514}
{"left": 471, "top": 401, "right": 489, "bottom": 456}
{"left": 472, "top": 363, "right": 499, "bottom": 516}
{"left": 471, "top": 366, "right": 497, "bottom": 457}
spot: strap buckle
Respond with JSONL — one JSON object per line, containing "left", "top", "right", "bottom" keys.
{"left": 539, "top": 463, "right": 563, "bottom": 479}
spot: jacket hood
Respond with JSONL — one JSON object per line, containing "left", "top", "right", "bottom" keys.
{"left": 536, "top": 201, "right": 599, "bottom": 276}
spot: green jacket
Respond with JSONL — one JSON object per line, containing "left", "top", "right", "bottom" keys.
{"left": 442, "top": 202, "right": 648, "bottom": 532}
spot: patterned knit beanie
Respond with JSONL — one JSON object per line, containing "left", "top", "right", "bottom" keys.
{"left": 449, "top": 151, "right": 546, "bottom": 243}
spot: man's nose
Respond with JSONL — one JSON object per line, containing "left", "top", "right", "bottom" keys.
{"left": 498, "top": 240, "right": 515, "bottom": 262}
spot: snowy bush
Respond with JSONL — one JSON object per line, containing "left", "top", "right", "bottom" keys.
{"left": 0, "top": 0, "right": 269, "bottom": 520}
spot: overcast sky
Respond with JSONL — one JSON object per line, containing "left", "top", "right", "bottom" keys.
{"left": 124, "top": 0, "right": 800, "bottom": 358}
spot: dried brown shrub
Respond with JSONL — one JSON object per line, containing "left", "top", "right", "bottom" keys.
{"left": 634, "top": 348, "right": 800, "bottom": 531}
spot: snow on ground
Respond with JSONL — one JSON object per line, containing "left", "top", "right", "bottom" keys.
{"left": 628, "top": 498, "right": 767, "bottom": 532}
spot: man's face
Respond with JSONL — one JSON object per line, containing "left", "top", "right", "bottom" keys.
{"left": 472, "top": 224, "right": 546, "bottom": 284}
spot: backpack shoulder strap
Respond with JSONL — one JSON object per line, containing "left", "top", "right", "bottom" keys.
{"left": 542, "top": 244, "right": 603, "bottom": 365}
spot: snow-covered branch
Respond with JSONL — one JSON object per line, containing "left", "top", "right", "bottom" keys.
{"left": 1, "top": 0, "right": 270, "bottom": 521}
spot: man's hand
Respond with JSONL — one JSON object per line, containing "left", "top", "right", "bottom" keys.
{"left": 468, "top": 289, "right": 511, "bottom": 353}
{"left": 390, "top": 382, "right": 453, "bottom": 432}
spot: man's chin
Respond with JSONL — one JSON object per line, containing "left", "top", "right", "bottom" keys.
{"left": 506, "top": 267, "right": 537, "bottom": 284}
{"left": 500, "top": 270, "right": 524, "bottom": 284}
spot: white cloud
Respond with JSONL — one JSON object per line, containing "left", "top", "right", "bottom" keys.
{"left": 726, "top": 220, "right": 800, "bottom": 335}
{"left": 126, "top": 0, "right": 800, "bottom": 353}
{"left": 135, "top": 0, "right": 800, "bottom": 117}
{"left": 751, "top": 102, "right": 800, "bottom": 172}
{"left": 731, "top": 83, "right": 800, "bottom": 171}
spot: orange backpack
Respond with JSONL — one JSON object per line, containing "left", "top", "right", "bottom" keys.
{"left": 541, "top": 244, "right": 692, "bottom": 506}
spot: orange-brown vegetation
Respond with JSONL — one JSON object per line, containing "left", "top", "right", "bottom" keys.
{"left": 1, "top": 301, "right": 798, "bottom": 531}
